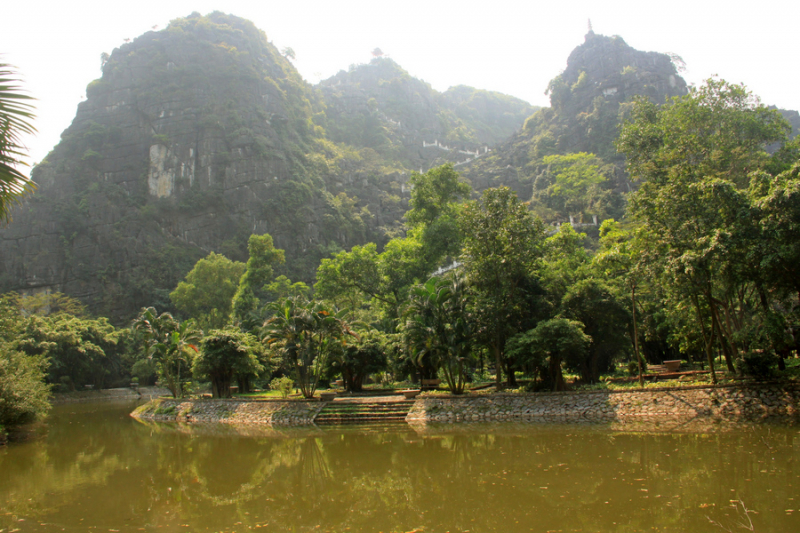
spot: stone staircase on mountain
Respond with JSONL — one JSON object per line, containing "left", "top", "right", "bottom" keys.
{"left": 314, "top": 399, "right": 416, "bottom": 425}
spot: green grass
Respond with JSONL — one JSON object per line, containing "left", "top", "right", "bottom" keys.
{"left": 153, "top": 405, "right": 177, "bottom": 416}
{"left": 235, "top": 390, "right": 286, "bottom": 398}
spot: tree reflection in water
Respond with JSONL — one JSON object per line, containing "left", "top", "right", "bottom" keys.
{"left": 1, "top": 404, "right": 798, "bottom": 532}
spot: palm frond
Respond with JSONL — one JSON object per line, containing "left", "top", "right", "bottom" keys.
{"left": 0, "top": 60, "right": 37, "bottom": 223}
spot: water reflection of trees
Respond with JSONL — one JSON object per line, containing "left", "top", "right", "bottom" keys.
{"left": 2, "top": 408, "right": 799, "bottom": 532}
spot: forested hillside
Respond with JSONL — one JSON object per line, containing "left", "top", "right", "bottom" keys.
{"left": 0, "top": 15, "right": 797, "bottom": 326}
{"left": 0, "top": 13, "right": 532, "bottom": 321}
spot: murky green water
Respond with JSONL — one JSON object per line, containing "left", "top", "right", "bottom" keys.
{"left": 1, "top": 402, "right": 799, "bottom": 532}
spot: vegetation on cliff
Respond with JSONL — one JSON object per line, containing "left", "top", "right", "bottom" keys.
{"left": 465, "top": 32, "right": 689, "bottom": 226}
{"left": 0, "top": 13, "right": 538, "bottom": 323}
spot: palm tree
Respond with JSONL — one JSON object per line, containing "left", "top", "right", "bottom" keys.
{"left": 0, "top": 61, "right": 36, "bottom": 224}
{"left": 262, "top": 297, "right": 355, "bottom": 398}
{"left": 403, "top": 273, "right": 473, "bottom": 394}
{"left": 131, "top": 307, "right": 200, "bottom": 398}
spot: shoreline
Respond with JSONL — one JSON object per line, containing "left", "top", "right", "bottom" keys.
{"left": 131, "top": 382, "right": 800, "bottom": 427}
{"left": 52, "top": 386, "right": 171, "bottom": 404}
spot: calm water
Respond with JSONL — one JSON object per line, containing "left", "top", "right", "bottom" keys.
{"left": 1, "top": 402, "right": 799, "bottom": 533}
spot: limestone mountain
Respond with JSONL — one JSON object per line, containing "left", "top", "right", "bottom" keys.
{"left": 464, "top": 31, "right": 690, "bottom": 224}
{"left": 1, "top": 13, "right": 382, "bottom": 320}
{"left": 320, "top": 57, "right": 536, "bottom": 172}
{"left": 0, "top": 12, "right": 533, "bottom": 322}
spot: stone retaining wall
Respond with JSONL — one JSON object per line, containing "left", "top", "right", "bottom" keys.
{"left": 131, "top": 384, "right": 800, "bottom": 428}
{"left": 131, "top": 398, "right": 325, "bottom": 426}
{"left": 405, "top": 383, "right": 800, "bottom": 423}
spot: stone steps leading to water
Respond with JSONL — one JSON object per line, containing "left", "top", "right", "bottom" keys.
{"left": 315, "top": 400, "right": 415, "bottom": 425}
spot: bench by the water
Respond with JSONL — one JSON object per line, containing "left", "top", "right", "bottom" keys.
{"left": 421, "top": 379, "right": 441, "bottom": 390}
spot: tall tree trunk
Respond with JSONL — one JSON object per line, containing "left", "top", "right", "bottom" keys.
{"left": 632, "top": 284, "right": 644, "bottom": 388}
{"left": 176, "top": 360, "right": 182, "bottom": 399}
{"left": 708, "top": 298, "right": 736, "bottom": 373}
{"left": 778, "top": 348, "right": 788, "bottom": 371}
{"left": 493, "top": 342, "right": 503, "bottom": 387}
{"left": 237, "top": 374, "right": 251, "bottom": 394}
{"left": 719, "top": 298, "right": 742, "bottom": 360}
{"left": 505, "top": 358, "right": 517, "bottom": 387}
{"left": 549, "top": 355, "right": 566, "bottom": 392}
{"left": 691, "top": 294, "right": 717, "bottom": 384}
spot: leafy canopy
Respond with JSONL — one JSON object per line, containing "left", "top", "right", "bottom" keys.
{"left": 170, "top": 252, "right": 245, "bottom": 330}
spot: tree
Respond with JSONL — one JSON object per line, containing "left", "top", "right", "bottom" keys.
{"left": 403, "top": 273, "right": 473, "bottom": 394}
{"left": 281, "top": 47, "right": 296, "bottom": 61}
{"left": 9, "top": 291, "right": 87, "bottom": 317}
{"left": 406, "top": 164, "right": 472, "bottom": 273}
{"left": 750, "top": 162, "right": 800, "bottom": 300}
{"left": 506, "top": 318, "right": 590, "bottom": 391}
{"left": 329, "top": 332, "right": 388, "bottom": 392}
{"left": 262, "top": 297, "right": 356, "bottom": 398}
{"left": 195, "top": 328, "right": 263, "bottom": 398}
{"left": 314, "top": 165, "right": 471, "bottom": 327}
{"left": 0, "top": 61, "right": 37, "bottom": 224}
{"left": 16, "top": 314, "right": 119, "bottom": 390}
{"left": 315, "top": 242, "right": 387, "bottom": 310}
{"left": 539, "top": 223, "right": 590, "bottom": 307}
{"left": 231, "top": 234, "right": 285, "bottom": 328}
{"left": 593, "top": 219, "right": 647, "bottom": 386}
{"left": 266, "top": 275, "right": 311, "bottom": 301}
{"left": 131, "top": 307, "right": 200, "bottom": 398}
{"left": 406, "top": 163, "right": 471, "bottom": 229}
{"left": 561, "top": 278, "right": 630, "bottom": 383}
{"left": 617, "top": 79, "right": 791, "bottom": 381}
{"left": 170, "top": 252, "right": 246, "bottom": 330}
{"left": 314, "top": 238, "right": 425, "bottom": 323}
{"left": 0, "top": 294, "right": 50, "bottom": 435}
{"left": 533, "top": 152, "right": 613, "bottom": 223}
{"left": 460, "top": 186, "right": 546, "bottom": 386}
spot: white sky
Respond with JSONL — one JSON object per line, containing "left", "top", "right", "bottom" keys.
{"left": 3, "top": 0, "right": 799, "bottom": 166}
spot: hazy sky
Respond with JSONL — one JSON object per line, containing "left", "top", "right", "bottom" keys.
{"left": 3, "top": 0, "right": 799, "bottom": 166}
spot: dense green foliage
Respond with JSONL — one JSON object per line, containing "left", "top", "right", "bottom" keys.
{"left": 262, "top": 297, "right": 355, "bottom": 398}
{"left": 460, "top": 187, "right": 546, "bottom": 386}
{"left": 170, "top": 252, "right": 246, "bottom": 330}
{"left": 507, "top": 318, "right": 591, "bottom": 391}
{"left": 328, "top": 332, "right": 388, "bottom": 393}
{"left": 617, "top": 79, "right": 797, "bottom": 382}
{"left": 404, "top": 274, "right": 472, "bottom": 393}
{"left": 231, "top": 234, "right": 286, "bottom": 327}
{"left": 0, "top": 295, "right": 51, "bottom": 433}
{"left": 131, "top": 307, "right": 201, "bottom": 398}
{"left": 195, "top": 328, "right": 264, "bottom": 398}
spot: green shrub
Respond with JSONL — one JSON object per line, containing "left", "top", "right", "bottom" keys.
{"left": 269, "top": 376, "right": 293, "bottom": 398}
{"left": 627, "top": 360, "right": 646, "bottom": 376}
{"left": 0, "top": 351, "right": 52, "bottom": 428}
{"left": 131, "top": 359, "right": 157, "bottom": 385}
{"left": 739, "top": 352, "right": 776, "bottom": 380}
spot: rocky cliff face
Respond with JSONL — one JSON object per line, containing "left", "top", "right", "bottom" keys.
{"left": 0, "top": 13, "right": 382, "bottom": 320}
{"left": 0, "top": 12, "right": 532, "bottom": 322}
{"left": 464, "top": 32, "right": 689, "bottom": 200}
